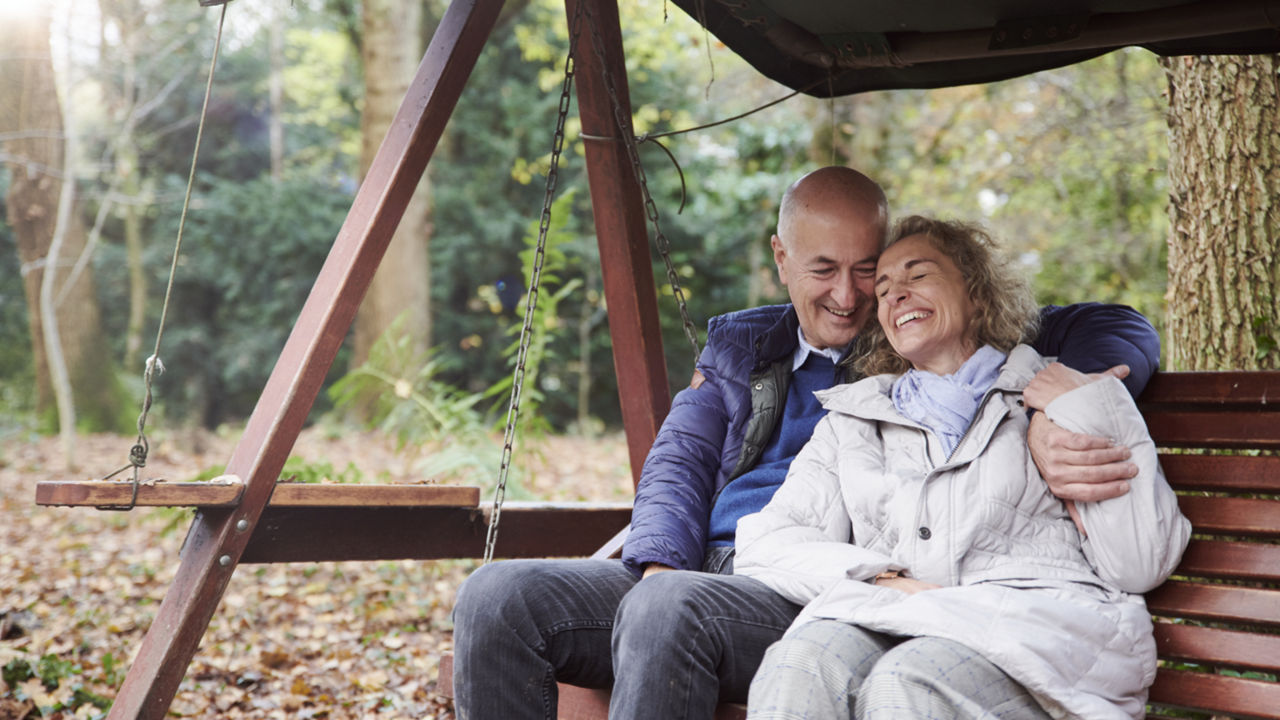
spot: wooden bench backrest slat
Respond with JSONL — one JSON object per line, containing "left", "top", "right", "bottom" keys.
{"left": 1137, "top": 371, "right": 1280, "bottom": 405}
{"left": 1147, "top": 668, "right": 1280, "bottom": 720}
{"left": 1174, "top": 539, "right": 1280, "bottom": 582}
{"left": 1175, "top": 495, "right": 1280, "bottom": 536}
{"left": 1152, "top": 624, "right": 1280, "bottom": 672}
{"left": 1145, "top": 580, "right": 1280, "bottom": 627}
{"left": 1143, "top": 411, "right": 1280, "bottom": 448}
{"left": 1159, "top": 453, "right": 1280, "bottom": 493}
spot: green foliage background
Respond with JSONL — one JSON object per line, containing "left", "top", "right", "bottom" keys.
{"left": 0, "top": 0, "right": 1172, "bottom": 434}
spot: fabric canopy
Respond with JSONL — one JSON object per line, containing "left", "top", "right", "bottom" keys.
{"left": 671, "top": 0, "right": 1280, "bottom": 96}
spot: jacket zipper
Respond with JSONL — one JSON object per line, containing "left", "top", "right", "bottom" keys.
{"left": 942, "top": 386, "right": 1004, "bottom": 465}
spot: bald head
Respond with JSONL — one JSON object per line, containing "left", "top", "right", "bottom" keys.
{"left": 777, "top": 166, "right": 888, "bottom": 250}
{"left": 770, "top": 167, "right": 889, "bottom": 350}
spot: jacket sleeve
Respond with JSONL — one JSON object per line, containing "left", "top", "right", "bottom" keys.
{"left": 735, "top": 415, "right": 899, "bottom": 605}
{"left": 1043, "top": 376, "right": 1191, "bottom": 593}
{"left": 1034, "top": 303, "right": 1160, "bottom": 398}
{"left": 621, "top": 336, "right": 732, "bottom": 577}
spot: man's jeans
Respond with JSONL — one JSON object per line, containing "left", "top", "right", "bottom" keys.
{"left": 451, "top": 548, "right": 801, "bottom": 720}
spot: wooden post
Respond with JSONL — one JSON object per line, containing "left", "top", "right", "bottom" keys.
{"left": 105, "top": 2, "right": 505, "bottom": 717}
{"left": 569, "top": 0, "right": 671, "bottom": 487}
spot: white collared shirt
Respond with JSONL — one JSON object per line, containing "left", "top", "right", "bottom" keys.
{"left": 792, "top": 326, "right": 845, "bottom": 371}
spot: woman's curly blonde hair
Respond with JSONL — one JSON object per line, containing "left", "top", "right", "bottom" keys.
{"left": 854, "top": 215, "right": 1040, "bottom": 377}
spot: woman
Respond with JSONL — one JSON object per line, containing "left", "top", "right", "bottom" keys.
{"left": 734, "top": 216, "right": 1190, "bottom": 720}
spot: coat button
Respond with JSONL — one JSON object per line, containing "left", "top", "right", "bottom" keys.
{"left": 918, "top": 526, "right": 932, "bottom": 540}
{"left": 754, "top": 382, "right": 764, "bottom": 390}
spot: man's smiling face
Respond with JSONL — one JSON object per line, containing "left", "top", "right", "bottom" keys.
{"left": 772, "top": 204, "right": 883, "bottom": 351}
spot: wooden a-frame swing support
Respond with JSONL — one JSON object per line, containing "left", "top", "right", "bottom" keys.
{"left": 36, "top": 0, "right": 1280, "bottom": 717}
{"left": 96, "top": 1, "right": 656, "bottom": 716}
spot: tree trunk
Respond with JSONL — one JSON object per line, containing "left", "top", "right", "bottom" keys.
{"left": 111, "top": 0, "right": 147, "bottom": 372}
{"left": 0, "top": 8, "right": 123, "bottom": 433}
{"left": 1162, "top": 54, "right": 1280, "bottom": 371}
{"left": 268, "top": 5, "right": 285, "bottom": 182}
{"left": 122, "top": 156, "right": 146, "bottom": 371}
{"left": 350, "top": 0, "right": 433, "bottom": 368}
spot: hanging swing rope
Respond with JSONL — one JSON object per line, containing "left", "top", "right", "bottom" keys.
{"left": 100, "top": 1, "right": 230, "bottom": 509}
{"left": 482, "top": 1, "right": 586, "bottom": 564}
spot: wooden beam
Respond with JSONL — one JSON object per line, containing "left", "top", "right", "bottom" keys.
{"left": 105, "top": 2, "right": 506, "bottom": 718}
{"left": 34, "top": 480, "right": 480, "bottom": 509}
{"left": 240, "top": 503, "right": 632, "bottom": 563}
{"left": 568, "top": 0, "right": 671, "bottom": 489}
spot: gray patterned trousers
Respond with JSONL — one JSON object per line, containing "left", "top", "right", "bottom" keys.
{"left": 747, "top": 620, "right": 1052, "bottom": 720}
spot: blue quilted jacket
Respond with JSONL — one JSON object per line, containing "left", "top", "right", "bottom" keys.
{"left": 620, "top": 301, "right": 1160, "bottom": 577}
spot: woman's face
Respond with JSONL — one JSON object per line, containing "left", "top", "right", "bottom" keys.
{"left": 875, "top": 234, "right": 978, "bottom": 375}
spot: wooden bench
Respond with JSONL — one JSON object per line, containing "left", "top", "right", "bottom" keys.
{"left": 438, "top": 370, "right": 1280, "bottom": 720}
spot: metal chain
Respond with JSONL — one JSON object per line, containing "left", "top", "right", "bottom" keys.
{"left": 483, "top": 1, "right": 585, "bottom": 564}
{"left": 100, "top": 1, "right": 229, "bottom": 510}
{"left": 583, "top": 3, "right": 701, "bottom": 364}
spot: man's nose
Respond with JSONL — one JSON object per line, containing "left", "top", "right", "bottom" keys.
{"left": 832, "top": 275, "right": 858, "bottom": 307}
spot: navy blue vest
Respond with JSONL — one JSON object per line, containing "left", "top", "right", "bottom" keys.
{"left": 707, "top": 353, "right": 837, "bottom": 546}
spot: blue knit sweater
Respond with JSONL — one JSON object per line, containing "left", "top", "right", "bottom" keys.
{"left": 707, "top": 353, "right": 837, "bottom": 545}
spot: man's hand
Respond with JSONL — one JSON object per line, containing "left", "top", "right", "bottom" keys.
{"left": 1027, "top": 408, "right": 1135, "bottom": 503}
{"left": 642, "top": 563, "right": 675, "bottom": 579}
{"left": 1024, "top": 362, "right": 1136, "bottom": 505}
{"left": 1023, "top": 362, "right": 1127, "bottom": 410}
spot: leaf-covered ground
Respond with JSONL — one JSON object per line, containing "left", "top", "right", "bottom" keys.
{"left": 0, "top": 428, "right": 633, "bottom": 719}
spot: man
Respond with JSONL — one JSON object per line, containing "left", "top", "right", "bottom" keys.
{"left": 451, "top": 167, "right": 1157, "bottom": 720}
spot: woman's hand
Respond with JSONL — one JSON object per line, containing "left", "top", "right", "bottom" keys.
{"left": 643, "top": 563, "right": 675, "bottom": 578}
{"left": 874, "top": 575, "right": 940, "bottom": 595}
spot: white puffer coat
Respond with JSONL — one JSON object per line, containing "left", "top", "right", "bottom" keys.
{"left": 735, "top": 345, "right": 1191, "bottom": 719}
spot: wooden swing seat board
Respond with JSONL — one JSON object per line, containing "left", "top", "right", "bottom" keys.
{"left": 34, "top": 479, "right": 631, "bottom": 562}
{"left": 437, "top": 369, "right": 1280, "bottom": 720}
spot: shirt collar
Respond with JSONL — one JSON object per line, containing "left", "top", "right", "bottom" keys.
{"left": 793, "top": 326, "right": 845, "bottom": 371}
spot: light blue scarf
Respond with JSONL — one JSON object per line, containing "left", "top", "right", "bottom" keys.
{"left": 891, "top": 345, "right": 1007, "bottom": 457}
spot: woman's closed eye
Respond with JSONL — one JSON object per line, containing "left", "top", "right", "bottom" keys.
{"left": 875, "top": 273, "right": 930, "bottom": 298}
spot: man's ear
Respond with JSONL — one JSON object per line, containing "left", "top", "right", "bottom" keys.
{"left": 770, "top": 234, "right": 788, "bottom": 283}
